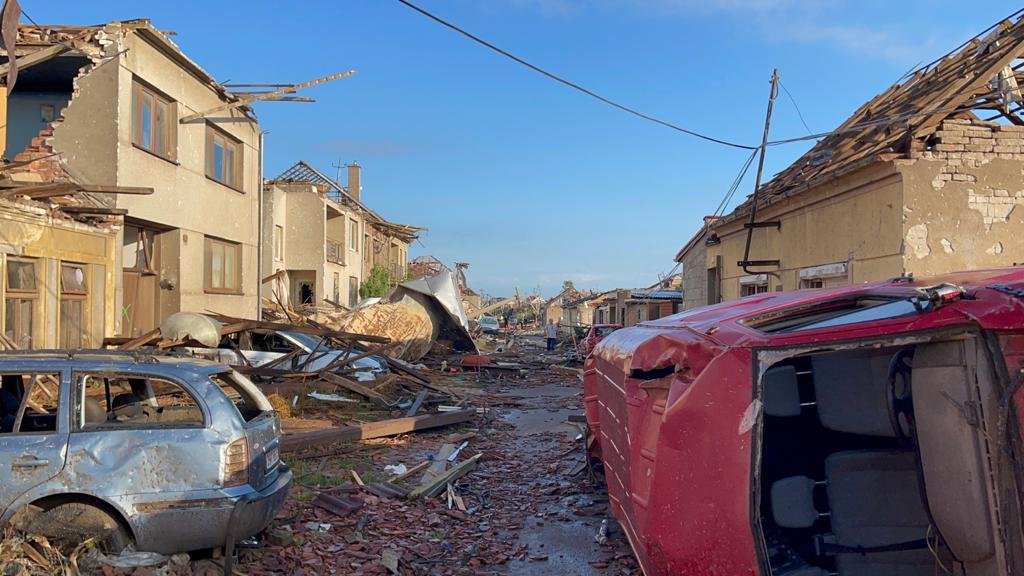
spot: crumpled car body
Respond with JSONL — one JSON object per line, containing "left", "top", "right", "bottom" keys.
{"left": 0, "top": 352, "right": 291, "bottom": 554}
{"left": 584, "top": 268, "right": 1024, "bottom": 576}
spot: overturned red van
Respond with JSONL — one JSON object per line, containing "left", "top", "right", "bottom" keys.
{"left": 584, "top": 268, "right": 1024, "bottom": 576}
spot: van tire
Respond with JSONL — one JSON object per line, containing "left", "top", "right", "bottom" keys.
{"left": 19, "top": 502, "right": 131, "bottom": 553}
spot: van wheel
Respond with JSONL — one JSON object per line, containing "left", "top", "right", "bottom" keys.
{"left": 19, "top": 502, "right": 131, "bottom": 554}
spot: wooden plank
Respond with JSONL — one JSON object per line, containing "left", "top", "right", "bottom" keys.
{"left": 408, "top": 453, "right": 483, "bottom": 499}
{"left": 75, "top": 184, "right": 154, "bottom": 195}
{"left": 280, "top": 409, "right": 475, "bottom": 454}
{"left": 204, "top": 313, "right": 389, "bottom": 343}
{"left": 59, "top": 206, "right": 129, "bottom": 216}
{"left": 118, "top": 328, "right": 161, "bottom": 350}
{"left": 319, "top": 372, "right": 388, "bottom": 403}
{"left": 0, "top": 182, "right": 76, "bottom": 200}
{"left": 419, "top": 443, "right": 456, "bottom": 485}
{"left": 405, "top": 389, "right": 428, "bottom": 417}
{"left": 387, "top": 460, "right": 431, "bottom": 484}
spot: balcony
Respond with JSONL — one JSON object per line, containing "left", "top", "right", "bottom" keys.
{"left": 326, "top": 239, "right": 344, "bottom": 265}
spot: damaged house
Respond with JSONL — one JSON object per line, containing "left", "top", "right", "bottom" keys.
{"left": 2, "top": 22, "right": 263, "bottom": 338}
{"left": 697, "top": 16, "right": 1024, "bottom": 302}
{"left": 264, "top": 161, "right": 423, "bottom": 309}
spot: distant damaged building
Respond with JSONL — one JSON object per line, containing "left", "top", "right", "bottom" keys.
{"left": 700, "top": 16, "right": 1024, "bottom": 300}
{"left": 1, "top": 21, "right": 263, "bottom": 337}
{"left": 265, "top": 161, "right": 423, "bottom": 309}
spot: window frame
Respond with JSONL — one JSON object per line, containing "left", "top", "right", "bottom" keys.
{"left": 59, "top": 262, "right": 89, "bottom": 349}
{"left": 131, "top": 79, "right": 177, "bottom": 162}
{"left": 205, "top": 124, "right": 244, "bottom": 192}
{"left": 72, "top": 371, "right": 208, "bottom": 431}
{"left": 348, "top": 219, "right": 359, "bottom": 252}
{"left": 273, "top": 225, "right": 284, "bottom": 262}
{"left": 5, "top": 257, "right": 39, "bottom": 349}
{"left": 0, "top": 372, "right": 61, "bottom": 436}
{"left": 204, "top": 237, "right": 243, "bottom": 295}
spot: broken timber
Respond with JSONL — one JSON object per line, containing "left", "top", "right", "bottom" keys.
{"left": 408, "top": 453, "right": 483, "bottom": 499}
{"left": 280, "top": 408, "right": 475, "bottom": 453}
{"left": 179, "top": 70, "right": 357, "bottom": 123}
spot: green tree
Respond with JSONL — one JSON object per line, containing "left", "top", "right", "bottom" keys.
{"left": 359, "top": 266, "right": 392, "bottom": 299}
{"left": 562, "top": 280, "right": 575, "bottom": 292}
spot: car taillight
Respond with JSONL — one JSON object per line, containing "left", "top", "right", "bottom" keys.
{"left": 223, "top": 437, "right": 249, "bottom": 487}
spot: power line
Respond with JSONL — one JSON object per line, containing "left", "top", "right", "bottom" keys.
{"left": 778, "top": 79, "right": 813, "bottom": 136}
{"left": 713, "top": 148, "right": 758, "bottom": 217}
{"left": 395, "top": 0, "right": 757, "bottom": 150}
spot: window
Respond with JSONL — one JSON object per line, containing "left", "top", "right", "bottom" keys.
{"left": 5, "top": 258, "right": 38, "bottom": 349}
{"left": 206, "top": 125, "right": 242, "bottom": 190}
{"left": 799, "top": 262, "right": 849, "bottom": 290}
{"left": 204, "top": 237, "right": 242, "bottom": 293}
{"left": 741, "top": 283, "right": 769, "bottom": 296}
{"left": 0, "top": 373, "right": 60, "bottom": 434}
{"left": 132, "top": 80, "right": 176, "bottom": 160}
{"left": 77, "top": 374, "right": 203, "bottom": 429}
{"left": 349, "top": 276, "right": 359, "bottom": 307}
{"left": 60, "top": 263, "right": 88, "bottom": 348}
{"left": 273, "top": 225, "right": 284, "bottom": 261}
{"left": 800, "top": 278, "right": 824, "bottom": 289}
{"left": 348, "top": 219, "right": 359, "bottom": 251}
{"left": 333, "top": 272, "right": 340, "bottom": 303}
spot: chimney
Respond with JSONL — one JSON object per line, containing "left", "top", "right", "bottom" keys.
{"left": 347, "top": 163, "right": 361, "bottom": 201}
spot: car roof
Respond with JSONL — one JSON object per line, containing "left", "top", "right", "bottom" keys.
{"left": 0, "top": 350, "right": 230, "bottom": 376}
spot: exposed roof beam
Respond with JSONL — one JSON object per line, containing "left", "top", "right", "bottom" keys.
{"left": 179, "top": 70, "right": 355, "bottom": 123}
{"left": 0, "top": 43, "right": 71, "bottom": 79}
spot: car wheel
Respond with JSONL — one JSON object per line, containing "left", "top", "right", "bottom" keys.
{"left": 19, "top": 502, "right": 131, "bottom": 553}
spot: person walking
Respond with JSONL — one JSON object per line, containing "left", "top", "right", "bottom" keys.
{"left": 545, "top": 319, "right": 558, "bottom": 352}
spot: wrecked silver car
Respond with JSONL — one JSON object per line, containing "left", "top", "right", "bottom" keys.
{"left": 0, "top": 350, "right": 291, "bottom": 554}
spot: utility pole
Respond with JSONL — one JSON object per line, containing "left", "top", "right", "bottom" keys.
{"left": 739, "top": 68, "right": 780, "bottom": 275}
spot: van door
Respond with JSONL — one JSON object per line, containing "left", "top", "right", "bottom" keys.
{"left": 0, "top": 372, "right": 68, "bottom": 515}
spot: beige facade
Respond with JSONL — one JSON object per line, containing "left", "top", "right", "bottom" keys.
{"left": 4, "top": 22, "right": 263, "bottom": 337}
{"left": 0, "top": 199, "right": 118, "bottom": 349}
{"left": 262, "top": 182, "right": 366, "bottom": 309}
{"left": 705, "top": 119, "right": 1024, "bottom": 301}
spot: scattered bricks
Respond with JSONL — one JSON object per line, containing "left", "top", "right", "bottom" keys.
{"left": 935, "top": 143, "right": 964, "bottom": 152}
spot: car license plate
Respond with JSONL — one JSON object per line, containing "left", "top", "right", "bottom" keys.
{"left": 265, "top": 447, "right": 280, "bottom": 470}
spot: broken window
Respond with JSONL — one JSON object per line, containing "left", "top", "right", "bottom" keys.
{"left": 0, "top": 373, "right": 60, "bottom": 434}
{"left": 76, "top": 374, "right": 203, "bottom": 429}
{"left": 59, "top": 263, "right": 88, "bottom": 348}
{"left": 132, "top": 80, "right": 176, "bottom": 160}
{"left": 349, "top": 276, "right": 359, "bottom": 307}
{"left": 748, "top": 297, "right": 929, "bottom": 334}
{"left": 204, "top": 237, "right": 241, "bottom": 293}
{"left": 5, "top": 258, "right": 38, "bottom": 349}
{"left": 210, "top": 371, "right": 267, "bottom": 423}
{"left": 206, "top": 124, "right": 243, "bottom": 190}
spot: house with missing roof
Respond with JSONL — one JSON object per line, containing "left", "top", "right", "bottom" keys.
{"left": 691, "top": 16, "right": 1024, "bottom": 301}
{"left": 1, "top": 21, "right": 264, "bottom": 338}
{"left": 263, "top": 161, "right": 422, "bottom": 310}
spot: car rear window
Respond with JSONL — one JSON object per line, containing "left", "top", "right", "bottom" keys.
{"left": 747, "top": 297, "right": 927, "bottom": 333}
{"left": 210, "top": 370, "right": 272, "bottom": 422}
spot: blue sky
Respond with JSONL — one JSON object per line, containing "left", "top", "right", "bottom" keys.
{"left": 32, "top": 1, "right": 1020, "bottom": 297}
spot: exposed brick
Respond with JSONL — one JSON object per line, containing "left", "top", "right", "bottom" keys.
{"left": 943, "top": 119, "right": 972, "bottom": 125}
{"left": 952, "top": 173, "right": 976, "bottom": 181}
{"left": 938, "top": 136, "right": 969, "bottom": 144}
{"left": 994, "top": 145, "right": 1021, "bottom": 153}
{"left": 935, "top": 143, "right": 964, "bottom": 152}
{"left": 966, "top": 144, "right": 994, "bottom": 152}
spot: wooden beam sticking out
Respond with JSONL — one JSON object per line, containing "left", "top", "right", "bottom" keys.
{"left": 280, "top": 408, "right": 475, "bottom": 453}
{"left": 59, "top": 206, "right": 129, "bottom": 216}
{"left": 0, "top": 182, "right": 76, "bottom": 200}
{"left": 179, "top": 70, "right": 356, "bottom": 123}
{"left": 0, "top": 44, "right": 70, "bottom": 78}
{"left": 76, "top": 184, "right": 155, "bottom": 195}
{"left": 408, "top": 453, "right": 483, "bottom": 499}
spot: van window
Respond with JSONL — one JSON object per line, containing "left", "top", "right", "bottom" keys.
{"left": 0, "top": 373, "right": 60, "bottom": 434}
{"left": 77, "top": 374, "right": 204, "bottom": 429}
